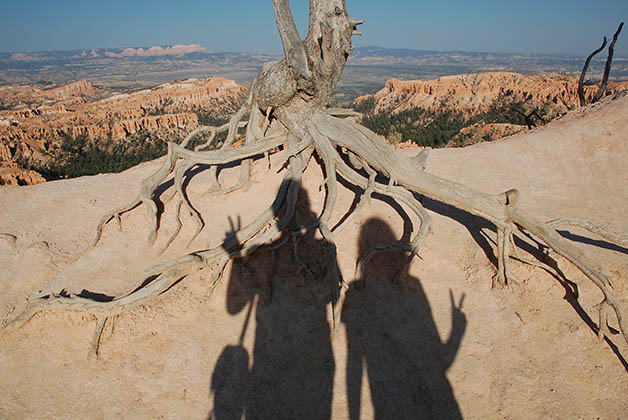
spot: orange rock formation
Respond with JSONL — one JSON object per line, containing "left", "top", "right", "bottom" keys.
{"left": 0, "top": 77, "right": 248, "bottom": 185}
{"left": 0, "top": 166, "right": 46, "bottom": 186}
{"left": 358, "top": 72, "right": 628, "bottom": 116}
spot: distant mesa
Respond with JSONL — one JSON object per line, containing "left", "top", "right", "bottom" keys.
{"left": 103, "top": 44, "right": 212, "bottom": 58}
{"left": 7, "top": 44, "right": 213, "bottom": 62}
{"left": 9, "top": 53, "right": 48, "bottom": 62}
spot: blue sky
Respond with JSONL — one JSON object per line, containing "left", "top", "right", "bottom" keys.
{"left": 1, "top": 0, "right": 627, "bottom": 57}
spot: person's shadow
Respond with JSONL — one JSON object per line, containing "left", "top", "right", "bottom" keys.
{"left": 342, "top": 217, "right": 466, "bottom": 419}
{"left": 210, "top": 186, "right": 335, "bottom": 420}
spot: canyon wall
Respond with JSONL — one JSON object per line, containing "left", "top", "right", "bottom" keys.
{"left": 3, "top": 72, "right": 627, "bottom": 185}
{"left": 355, "top": 72, "right": 628, "bottom": 148}
{"left": 0, "top": 77, "right": 248, "bottom": 185}
{"left": 358, "top": 72, "right": 628, "bottom": 116}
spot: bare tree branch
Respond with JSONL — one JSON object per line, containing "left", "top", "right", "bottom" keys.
{"left": 594, "top": 22, "right": 624, "bottom": 103}
{"left": 579, "top": 37, "right": 607, "bottom": 107}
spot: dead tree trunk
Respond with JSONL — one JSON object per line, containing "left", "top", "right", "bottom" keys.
{"left": 578, "top": 22, "right": 624, "bottom": 106}
{"left": 3, "top": 0, "right": 627, "bottom": 361}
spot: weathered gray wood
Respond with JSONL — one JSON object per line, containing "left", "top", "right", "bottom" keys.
{"left": 548, "top": 218, "right": 628, "bottom": 247}
{"left": 273, "top": 0, "right": 311, "bottom": 81}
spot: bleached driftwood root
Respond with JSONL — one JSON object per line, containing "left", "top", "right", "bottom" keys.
{"left": 3, "top": 0, "right": 626, "bottom": 361}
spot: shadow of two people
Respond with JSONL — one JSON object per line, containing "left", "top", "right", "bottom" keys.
{"left": 210, "top": 188, "right": 466, "bottom": 419}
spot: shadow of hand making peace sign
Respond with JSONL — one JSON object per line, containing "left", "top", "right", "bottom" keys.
{"left": 342, "top": 217, "right": 466, "bottom": 420}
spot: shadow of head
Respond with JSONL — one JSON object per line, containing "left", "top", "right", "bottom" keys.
{"left": 224, "top": 184, "right": 321, "bottom": 315}
{"left": 357, "top": 217, "right": 407, "bottom": 284}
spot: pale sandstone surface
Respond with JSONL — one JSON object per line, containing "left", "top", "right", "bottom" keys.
{"left": 0, "top": 93, "right": 627, "bottom": 418}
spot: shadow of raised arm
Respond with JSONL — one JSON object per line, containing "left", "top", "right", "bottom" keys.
{"left": 443, "top": 290, "right": 467, "bottom": 370}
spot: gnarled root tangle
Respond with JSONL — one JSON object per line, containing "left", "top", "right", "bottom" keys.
{"left": 3, "top": 109, "right": 627, "bottom": 359}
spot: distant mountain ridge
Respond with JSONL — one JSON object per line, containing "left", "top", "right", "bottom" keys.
{"left": 3, "top": 44, "right": 216, "bottom": 62}
{"left": 348, "top": 46, "right": 628, "bottom": 81}
{"left": 0, "top": 46, "right": 274, "bottom": 69}
{"left": 352, "top": 45, "right": 608, "bottom": 58}
{"left": 354, "top": 46, "right": 515, "bottom": 58}
{"left": 2, "top": 44, "right": 627, "bottom": 88}
{"left": 0, "top": 45, "right": 278, "bottom": 88}
{"left": 5, "top": 44, "right": 626, "bottom": 61}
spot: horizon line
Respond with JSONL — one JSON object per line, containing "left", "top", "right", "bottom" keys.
{"left": 2, "top": 44, "right": 626, "bottom": 60}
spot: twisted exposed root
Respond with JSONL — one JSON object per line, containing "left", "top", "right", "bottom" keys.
{"left": 89, "top": 254, "right": 235, "bottom": 359}
{"left": 93, "top": 120, "right": 251, "bottom": 249}
{"left": 312, "top": 114, "right": 628, "bottom": 346}
{"left": 91, "top": 133, "right": 291, "bottom": 251}
{"left": 596, "top": 299, "right": 614, "bottom": 341}
{"left": 3, "top": 253, "right": 203, "bottom": 334}
{"left": 0, "top": 118, "right": 310, "bottom": 357}
{"left": 490, "top": 215, "right": 625, "bottom": 343}
{"left": 205, "top": 95, "right": 259, "bottom": 194}
{"left": 351, "top": 182, "right": 432, "bottom": 284}
{"left": 91, "top": 200, "right": 142, "bottom": 249}
{"left": 90, "top": 316, "right": 109, "bottom": 360}
{"left": 173, "top": 161, "right": 204, "bottom": 247}
{"left": 329, "top": 146, "right": 432, "bottom": 284}
{"left": 508, "top": 230, "right": 552, "bottom": 272}
{"left": 509, "top": 223, "right": 625, "bottom": 341}
{"left": 331, "top": 156, "right": 376, "bottom": 236}
{"left": 4, "top": 154, "right": 305, "bottom": 357}
{"left": 510, "top": 208, "right": 627, "bottom": 344}
{"left": 493, "top": 224, "right": 520, "bottom": 288}
{"left": 308, "top": 127, "right": 343, "bottom": 327}
{"left": 304, "top": 124, "right": 434, "bottom": 326}
{"left": 161, "top": 200, "right": 185, "bottom": 255}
